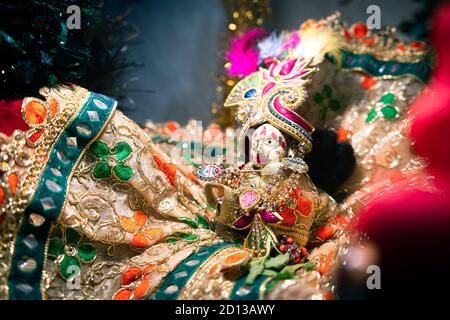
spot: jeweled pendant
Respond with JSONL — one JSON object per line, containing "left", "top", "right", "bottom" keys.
{"left": 193, "top": 164, "right": 223, "bottom": 181}
{"left": 239, "top": 189, "right": 261, "bottom": 211}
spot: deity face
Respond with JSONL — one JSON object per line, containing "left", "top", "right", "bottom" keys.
{"left": 250, "top": 123, "right": 287, "bottom": 167}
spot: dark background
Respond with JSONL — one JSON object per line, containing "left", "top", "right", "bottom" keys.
{"left": 105, "top": 0, "right": 423, "bottom": 125}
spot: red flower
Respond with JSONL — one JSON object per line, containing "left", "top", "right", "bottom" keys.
{"left": 278, "top": 188, "right": 313, "bottom": 226}
{"left": 0, "top": 100, "right": 28, "bottom": 136}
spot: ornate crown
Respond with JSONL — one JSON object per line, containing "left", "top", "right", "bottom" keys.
{"left": 224, "top": 57, "right": 316, "bottom": 154}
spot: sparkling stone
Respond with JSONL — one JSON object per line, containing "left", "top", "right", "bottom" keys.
{"left": 390, "top": 64, "right": 400, "bottom": 73}
{"left": 87, "top": 110, "right": 99, "bottom": 121}
{"left": 40, "top": 197, "right": 56, "bottom": 211}
{"left": 23, "top": 234, "right": 38, "bottom": 250}
{"left": 378, "top": 65, "right": 386, "bottom": 74}
{"left": 29, "top": 213, "right": 45, "bottom": 227}
{"left": 45, "top": 180, "right": 62, "bottom": 193}
{"left": 50, "top": 167, "right": 62, "bottom": 177}
{"left": 197, "top": 249, "right": 209, "bottom": 256}
{"left": 15, "top": 151, "right": 32, "bottom": 167}
{"left": 18, "top": 257, "right": 37, "bottom": 273}
{"left": 244, "top": 88, "right": 257, "bottom": 99}
{"left": 174, "top": 271, "right": 188, "bottom": 279}
{"left": 15, "top": 283, "right": 33, "bottom": 294}
{"left": 93, "top": 99, "right": 107, "bottom": 110}
{"left": 164, "top": 285, "right": 179, "bottom": 294}
{"left": 66, "top": 137, "right": 78, "bottom": 148}
{"left": 185, "top": 259, "right": 200, "bottom": 267}
{"left": 236, "top": 286, "right": 251, "bottom": 296}
{"left": 76, "top": 124, "right": 92, "bottom": 137}
{"left": 56, "top": 150, "right": 70, "bottom": 164}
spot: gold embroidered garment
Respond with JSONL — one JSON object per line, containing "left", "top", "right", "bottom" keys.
{"left": 0, "top": 14, "right": 434, "bottom": 300}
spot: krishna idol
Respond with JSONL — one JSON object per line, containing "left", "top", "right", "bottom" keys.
{"left": 0, "top": 13, "right": 432, "bottom": 299}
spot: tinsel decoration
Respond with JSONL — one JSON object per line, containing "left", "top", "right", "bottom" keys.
{"left": 0, "top": 0, "right": 139, "bottom": 104}
{"left": 212, "top": 0, "right": 273, "bottom": 128}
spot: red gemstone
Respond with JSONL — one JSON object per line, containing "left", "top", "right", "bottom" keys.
{"left": 292, "top": 257, "right": 302, "bottom": 264}
{"left": 353, "top": 23, "right": 368, "bottom": 39}
{"left": 300, "top": 246, "right": 308, "bottom": 256}
{"left": 361, "top": 75, "right": 376, "bottom": 90}
{"left": 410, "top": 41, "right": 425, "bottom": 49}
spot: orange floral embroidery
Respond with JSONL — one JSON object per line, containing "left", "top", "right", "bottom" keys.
{"left": 120, "top": 211, "right": 164, "bottom": 248}
{"left": 314, "top": 225, "right": 336, "bottom": 241}
{"left": 152, "top": 154, "right": 178, "bottom": 186}
{"left": 278, "top": 187, "right": 313, "bottom": 226}
{"left": 22, "top": 98, "right": 59, "bottom": 144}
{"left": 315, "top": 250, "right": 336, "bottom": 276}
{"left": 0, "top": 172, "right": 20, "bottom": 210}
{"left": 113, "top": 264, "right": 157, "bottom": 300}
{"left": 7, "top": 173, "right": 18, "bottom": 195}
{"left": 24, "top": 101, "right": 46, "bottom": 124}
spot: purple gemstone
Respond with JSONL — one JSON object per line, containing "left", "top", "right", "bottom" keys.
{"left": 258, "top": 209, "right": 282, "bottom": 224}
{"left": 233, "top": 213, "right": 255, "bottom": 229}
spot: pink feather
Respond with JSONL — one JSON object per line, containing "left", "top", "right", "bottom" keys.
{"left": 226, "top": 28, "right": 269, "bottom": 78}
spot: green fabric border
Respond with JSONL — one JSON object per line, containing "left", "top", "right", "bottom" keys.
{"left": 327, "top": 49, "right": 431, "bottom": 83}
{"left": 8, "top": 92, "right": 116, "bottom": 300}
{"left": 153, "top": 242, "right": 233, "bottom": 300}
{"left": 230, "top": 274, "right": 268, "bottom": 300}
